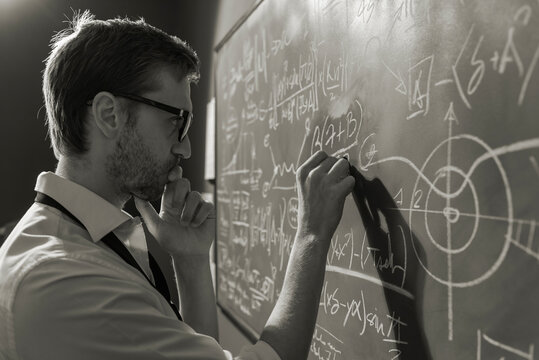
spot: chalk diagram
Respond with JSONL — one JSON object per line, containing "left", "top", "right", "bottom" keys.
{"left": 370, "top": 104, "right": 539, "bottom": 343}
{"left": 409, "top": 132, "right": 513, "bottom": 285}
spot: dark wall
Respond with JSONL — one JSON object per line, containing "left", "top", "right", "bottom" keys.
{"left": 0, "top": 0, "right": 217, "bottom": 226}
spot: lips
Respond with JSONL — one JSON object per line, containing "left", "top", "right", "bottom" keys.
{"left": 167, "top": 158, "right": 180, "bottom": 172}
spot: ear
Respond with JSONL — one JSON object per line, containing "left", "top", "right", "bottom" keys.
{"left": 90, "top": 91, "right": 126, "bottom": 138}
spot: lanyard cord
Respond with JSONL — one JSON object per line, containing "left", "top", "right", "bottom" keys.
{"left": 34, "top": 192, "right": 182, "bottom": 321}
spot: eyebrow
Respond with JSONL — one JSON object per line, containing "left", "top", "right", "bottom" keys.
{"left": 112, "top": 93, "right": 186, "bottom": 116}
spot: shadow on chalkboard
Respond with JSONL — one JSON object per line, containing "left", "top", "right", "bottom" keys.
{"left": 349, "top": 165, "right": 432, "bottom": 359}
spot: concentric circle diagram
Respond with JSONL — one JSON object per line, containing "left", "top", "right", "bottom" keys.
{"left": 409, "top": 134, "right": 513, "bottom": 288}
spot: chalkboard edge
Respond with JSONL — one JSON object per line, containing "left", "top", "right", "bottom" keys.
{"left": 214, "top": 0, "right": 265, "bottom": 52}
{"left": 217, "top": 302, "right": 260, "bottom": 344}
{"left": 212, "top": 58, "right": 260, "bottom": 344}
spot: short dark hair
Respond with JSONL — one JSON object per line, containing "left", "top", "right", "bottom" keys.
{"left": 42, "top": 11, "right": 200, "bottom": 158}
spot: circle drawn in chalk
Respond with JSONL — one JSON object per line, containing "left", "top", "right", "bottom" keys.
{"left": 423, "top": 166, "right": 479, "bottom": 255}
{"left": 409, "top": 135, "right": 513, "bottom": 288}
{"left": 443, "top": 207, "right": 460, "bottom": 223}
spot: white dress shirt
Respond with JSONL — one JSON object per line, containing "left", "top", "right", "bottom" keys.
{"left": 0, "top": 172, "right": 279, "bottom": 360}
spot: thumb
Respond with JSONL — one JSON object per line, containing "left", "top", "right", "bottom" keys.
{"left": 134, "top": 197, "right": 160, "bottom": 234}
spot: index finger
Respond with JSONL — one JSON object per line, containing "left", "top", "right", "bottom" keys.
{"left": 297, "top": 150, "right": 329, "bottom": 182}
{"left": 327, "top": 157, "right": 350, "bottom": 182}
{"left": 161, "top": 167, "right": 191, "bottom": 212}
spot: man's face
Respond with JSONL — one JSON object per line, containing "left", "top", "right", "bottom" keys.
{"left": 106, "top": 69, "right": 192, "bottom": 202}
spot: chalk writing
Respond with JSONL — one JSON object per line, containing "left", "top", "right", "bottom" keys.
{"left": 215, "top": 0, "right": 539, "bottom": 358}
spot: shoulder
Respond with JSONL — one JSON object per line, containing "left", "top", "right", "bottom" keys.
{"left": 1, "top": 203, "right": 108, "bottom": 287}
{"left": 0, "top": 203, "right": 153, "bottom": 316}
{"left": 11, "top": 256, "right": 229, "bottom": 360}
{"left": 0, "top": 204, "right": 227, "bottom": 359}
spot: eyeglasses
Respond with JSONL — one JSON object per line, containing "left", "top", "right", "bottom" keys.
{"left": 113, "top": 93, "right": 193, "bottom": 142}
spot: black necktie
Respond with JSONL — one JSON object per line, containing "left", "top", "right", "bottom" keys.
{"left": 34, "top": 192, "right": 182, "bottom": 321}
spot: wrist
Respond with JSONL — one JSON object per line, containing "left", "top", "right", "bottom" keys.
{"left": 295, "top": 228, "right": 332, "bottom": 253}
{"left": 172, "top": 254, "right": 211, "bottom": 280}
{"left": 291, "top": 233, "right": 331, "bottom": 264}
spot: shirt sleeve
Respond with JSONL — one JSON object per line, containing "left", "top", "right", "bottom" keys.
{"left": 232, "top": 341, "right": 281, "bottom": 360}
{"left": 12, "top": 256, "right": 281, "bottom": 360}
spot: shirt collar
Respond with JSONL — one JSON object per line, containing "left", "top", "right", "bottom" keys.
{"left": 34, "top": 172, "right": 132, "bottom": 242}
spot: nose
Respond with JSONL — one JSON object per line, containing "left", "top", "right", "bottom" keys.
{"left": 172, "top": 135, "right": 191, "bottom": 160}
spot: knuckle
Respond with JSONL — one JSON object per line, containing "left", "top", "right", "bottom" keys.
{"left": 187, "top": 194, "right": 201, "bottom": 207}
{"left": 178, "top": 177, "right": 190, "bottom": 185}
{"left": 199, "top": 203, "right": 209, "bottom": 213}
{"left": 336, "top": 157, "right": 348, "bottom": 168}
{"left": 188, "top": 190, "right": 202, "bottom": 200}
{"left": 314, "top": 151, "right": 327, "bottom": 163}
{"left": 297, "top": 166, "right": 307, "bottom": 182}
{"left": 183, "top": 192, "right": 194, "bottom": 204}
{"left": 178, "top": 178, "right": 191, "bottom": 190}
{"left": 200, "top": 204, "right": 213, "bottom": 218}
{"left": 314, "top": 168, "right": 325, "bottom": 179}
{"left": 322, "top": 157, "right": 335, "bottom": 168}
{"left": 307, "top": 169, "right": 320, "bottom": 182}
{"left": 181, "top": 205, "right": 194, "bottom": 218}
{"left": 314, "top": 149, "right": 326, "bottom": 158}
{"left": 318, "top": 150, "right": 328, "bottom": 157}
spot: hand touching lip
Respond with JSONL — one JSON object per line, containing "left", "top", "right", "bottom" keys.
{"left": 168, "top": 165, "right": 183, "bottom": 183}
{"left": 134, "top": 165, "right": 216, "bottom": 257}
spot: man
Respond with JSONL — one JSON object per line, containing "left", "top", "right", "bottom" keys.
{"left": 0, "top": 12, "right": 354, "bottom": 360}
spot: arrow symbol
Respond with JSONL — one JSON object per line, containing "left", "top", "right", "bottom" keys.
{"left": 382, "top": 61, "right": 407, "bottom": 95}
{"left": 443, "top": 101, "right": 459, "bottom": 124}
{"left": 394, "top": 70, "right": 407, "bottom": 95}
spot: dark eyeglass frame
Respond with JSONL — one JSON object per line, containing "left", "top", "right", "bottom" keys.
{"left": 113, "top": 93, "right": 193, "bottom": 142}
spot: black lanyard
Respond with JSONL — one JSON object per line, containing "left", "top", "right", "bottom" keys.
{"left": 34, "top": 192, "right": 182, "bottom": 321}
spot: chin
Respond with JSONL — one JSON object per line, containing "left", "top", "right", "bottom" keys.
{"left": 131, "top": 184, "right": 165, "bottom": 202}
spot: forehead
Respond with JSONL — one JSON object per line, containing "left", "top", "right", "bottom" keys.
{"left": 143, "top": 67, "right": 192, "bottom": 111}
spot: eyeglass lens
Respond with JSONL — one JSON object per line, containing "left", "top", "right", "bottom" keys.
{"left": 179, "top": 112, "right": 192, "bottom": 142}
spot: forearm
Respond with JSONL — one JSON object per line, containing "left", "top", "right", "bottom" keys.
{"left": 258, "top": 151, "right": 354, "bottom": 359}
{"left": 260, "top": 233, "right": 328, "bottom": 360}
{"left": 172, "top": 255, "right": 218, "bottom": 340}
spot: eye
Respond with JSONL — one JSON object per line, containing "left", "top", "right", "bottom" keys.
{"left": 170, "top": 116, "right": 181, "bottom": 127}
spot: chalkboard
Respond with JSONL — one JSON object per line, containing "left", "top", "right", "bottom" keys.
{"left": 214, "top": 0, "right": 539, "bottom": 359}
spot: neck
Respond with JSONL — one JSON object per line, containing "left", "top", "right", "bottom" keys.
{"left": 55, "top": 155, "right": 130, "bottom": 209}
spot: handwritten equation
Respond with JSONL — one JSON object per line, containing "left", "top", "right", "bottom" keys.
{"left": 215, "top": 0, "right": 539, "bottom": 358}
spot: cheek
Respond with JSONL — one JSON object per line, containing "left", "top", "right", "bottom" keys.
{"left": 115, "top": 125, "right": 157, "bottom": 173}
{"left": 137, "top": 123, "right": 175, "bottom": 155}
